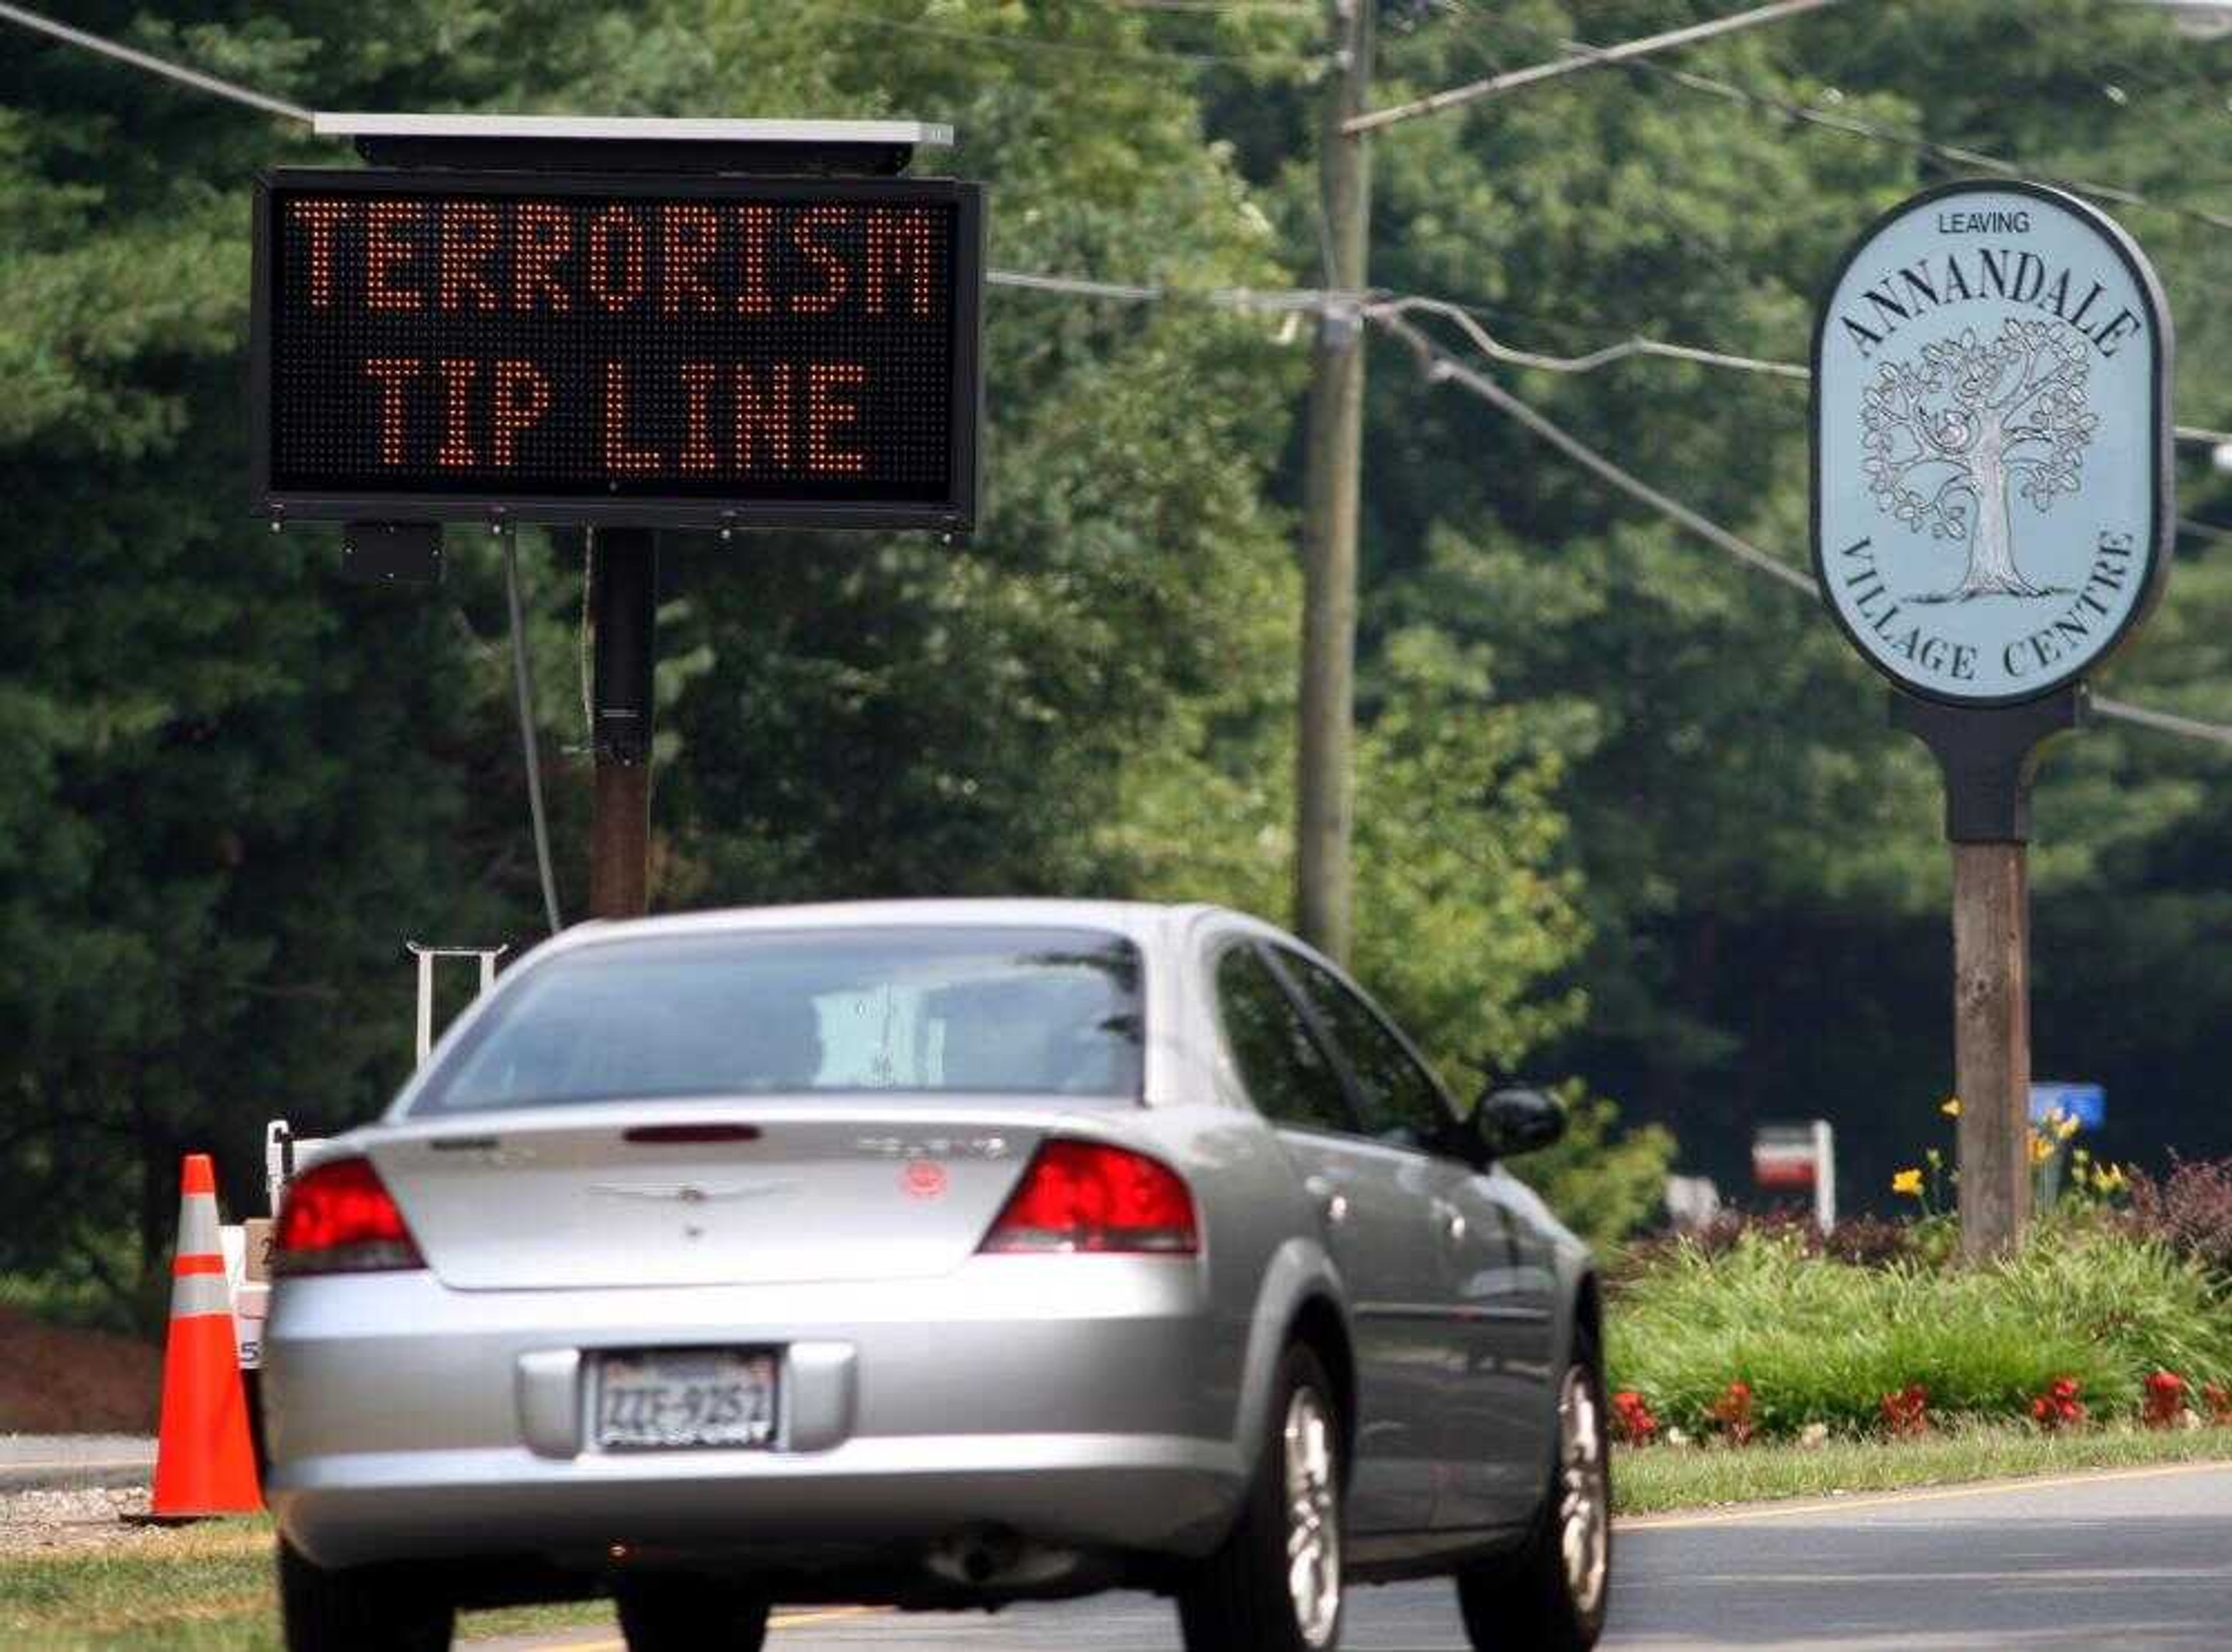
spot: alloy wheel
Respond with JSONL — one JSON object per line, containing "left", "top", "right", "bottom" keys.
{"left": 1283, "top": 1385, "right": 1343, "bottom": 1648}
{"left": 1557, "top": 1364, "right": 1610, "bottom": 1619}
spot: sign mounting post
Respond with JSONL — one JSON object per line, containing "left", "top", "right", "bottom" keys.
{"left": 249, "top": 115, "right": 985, "bottom": 920}
{"left": 1813, "top": 181, "right": 2172, "bottom": 1256}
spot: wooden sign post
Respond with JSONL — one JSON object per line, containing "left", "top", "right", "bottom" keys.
{"left": 1812, "top": 181, "right": 2173, "bottom": 1257}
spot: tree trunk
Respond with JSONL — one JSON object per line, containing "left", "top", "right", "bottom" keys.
{"left": 1951, "top": 431, "right": 2038, "bottom": 599}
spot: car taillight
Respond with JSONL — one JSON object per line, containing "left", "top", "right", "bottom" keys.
{"left": 273, "top": 1157, "right": 424, "bottom": 1276}
{"left": 980, "top": 1140, "right": 1199, "bottom": 1255}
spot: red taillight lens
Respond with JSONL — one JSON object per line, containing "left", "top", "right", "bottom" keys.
{"left": 273, "top": 1157, "right": 424, "bottom": 1276}
{"left": 980, "top": 1140, "right": 1199, "bottom": 1255}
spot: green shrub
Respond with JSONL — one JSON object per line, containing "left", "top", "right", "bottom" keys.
{"left": 1608, "top": 1227, "right": 2232, "bottom": 1438}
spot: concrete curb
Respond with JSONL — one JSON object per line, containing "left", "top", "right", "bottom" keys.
{"left": 0, "top": 1436, "right": 155, "bottom": 1494}
{"left": 0, "top": 1458, "right": 153, "bottom": 1493}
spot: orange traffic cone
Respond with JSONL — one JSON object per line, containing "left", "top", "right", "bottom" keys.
{"left": 144, "top": 1153, "right": 262, "bottom": 1520}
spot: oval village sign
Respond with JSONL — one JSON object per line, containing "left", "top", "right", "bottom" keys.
{"left": 1814, "top": 181, "right": 2173, "bottom": 706}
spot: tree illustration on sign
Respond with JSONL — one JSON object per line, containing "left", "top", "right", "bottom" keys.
{"left": 1860, "top": 318, "right": 2098, "bottom": 601}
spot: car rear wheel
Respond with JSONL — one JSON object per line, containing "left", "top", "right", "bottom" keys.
{"left": 1454, "top": 1336, "right": 1612, "bottom": 1651}
{"left": 614, "top": 1578, "right": 771, "bottom": 1651}
{"left": 1178, "top": 1342, "right": 1346, "bottom": 1652}
{"left": 277, "top": 1537, "right": 455, "bottom": 1651}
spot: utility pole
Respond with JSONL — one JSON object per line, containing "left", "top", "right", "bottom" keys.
{"left": 1294, "top": 0, "right": 1375, "bottom": 964}
{"left": 589, "top": 528, "right": 656, "bottom": 919}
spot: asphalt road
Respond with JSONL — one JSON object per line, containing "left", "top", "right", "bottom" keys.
{"left": 477, "top": 1461, "right": 2232, "bottom": 1650}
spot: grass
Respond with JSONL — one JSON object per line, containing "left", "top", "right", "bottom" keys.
{"left": 0, "top": 1521, "right": 611, "bottom": 1650}
{"left": 1613, "top": 1421, "right": 2232, "bottom": 1515}
{"left": 1607, "top": 1225, "right": 2232, "bottom": 1436}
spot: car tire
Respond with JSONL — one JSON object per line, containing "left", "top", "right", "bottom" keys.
{"left": 615, "top": 1578, "right": 772, "bottom": 1651}
{"left": 1454, "top": 1331, "right": 1612, "bottom": 1652}
{"left": 1178, "top": 1342, "right": 1346, "bottom": 1652}
{"left": 277, "top": 1537, "right": 455, "bottom": 1652}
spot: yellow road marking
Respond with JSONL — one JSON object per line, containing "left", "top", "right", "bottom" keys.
{"left": 516, "top": 1604, "right": 884, "bottom": 1650}
{"left": 1619, "top": 1457, "right": 2232, "bottom": 1531}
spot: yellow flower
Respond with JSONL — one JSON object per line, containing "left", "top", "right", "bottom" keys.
{"left": 1891, "top": 1168, "right": 1925, "bottom": 1197}
{"left": 2029, "top": 1133, "right": 2056, "bottom": 1165}
{"left": 2055, "top": 1113, "right": 2081, "bottom": 1140}
{"left": 1925, "top": 1147, "right": 1943, "bottom": 1168}
{"left": 1940, "top": 1097, "right": 1962, "bottom": 1118}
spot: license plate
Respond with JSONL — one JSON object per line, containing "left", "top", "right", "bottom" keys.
{"left": 594, "top": 1348, "right": 779, "bottom": 1450}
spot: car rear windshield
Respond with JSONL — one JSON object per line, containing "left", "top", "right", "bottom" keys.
{"left": 409, "top": 925, "right": 1144, "bottom": 1113}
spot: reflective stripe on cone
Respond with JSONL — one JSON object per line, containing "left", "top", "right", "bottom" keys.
{"left": 142, "top": 1153, "right": 263, "bottom": 1521}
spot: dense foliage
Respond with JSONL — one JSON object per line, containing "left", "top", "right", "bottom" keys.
{"left": 1, "top": 3, "right": 2227, "bottom": 1318}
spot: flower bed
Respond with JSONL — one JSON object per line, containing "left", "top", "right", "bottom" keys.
{"left": 1606, "top": 1221, "right": 2232, "bottom": 1442}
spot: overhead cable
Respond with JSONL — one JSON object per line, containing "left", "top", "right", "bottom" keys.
{"left": 822, "top": 6, "right": 1319, "bottom": 70}
{"left": 1369, "top": 306, "right": 2232, "bottom": 752}
{"left": 1346, "top": 0, "right": 1854, "bottom": 134}
{"left": 1561, "top": 30, "right": 2232, "bottom": 238}
{"left": 0, "top": 2, "right": 313, "bottom": 124}
{"left": 1371, "top": 294, "right": 2228, "bottom": 450}
{"left": 502, "top": 532, "right": 566, "bottom": 935}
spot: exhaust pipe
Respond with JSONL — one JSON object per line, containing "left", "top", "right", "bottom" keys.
{"left": 925, "top": 1527, "right": 1079, "bottom": 1592}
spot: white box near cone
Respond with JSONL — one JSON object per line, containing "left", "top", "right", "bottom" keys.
{"left": 221, "top": 1120, "right": 339, "bottom": 1371}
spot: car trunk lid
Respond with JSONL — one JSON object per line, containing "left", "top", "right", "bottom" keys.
{"left": 363, "top": 1101, "right": 1082, "bottom": 1290}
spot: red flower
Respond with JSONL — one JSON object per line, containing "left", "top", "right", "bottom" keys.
{"left": 2031, "top": 1375, "right": 2086, "bottom": 1432}
{"left": 1880, "top": 1383, "right": 1930, "bottom": 1438}
{"left": 2204, "top": 1383, "right": 2232, "bottom": 1428}
{"left": 1609, "top": 1389, "right": 1658, "bottom": 1446}
{"left": 1707, "top": 1379, "right": 1756, "bottom": 1447}
{"left": 2142, "top": 1371, "right": 2188, "bottom": 1430}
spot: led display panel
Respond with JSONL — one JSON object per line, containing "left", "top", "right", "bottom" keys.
{"left": 251, "top": 170, "right": 984, "bottom": 530}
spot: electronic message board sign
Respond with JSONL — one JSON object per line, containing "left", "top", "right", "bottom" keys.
{"left": 251, "top": 170, "right": 984, "bottom": 531}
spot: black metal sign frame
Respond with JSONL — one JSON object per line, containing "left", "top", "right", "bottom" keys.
{"left": 249, "top": 169, "right": 986, "bottom": 534}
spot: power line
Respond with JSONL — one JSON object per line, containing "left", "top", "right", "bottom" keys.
{"left": 1371, "top": 291, "right": 2230, "bottom": 450}
{"left": 1371, "top": 307, "right": 1819, "bottom": 593}
{"left": 1368, "top": 305, "right": 2232, "bottom": 752}
{"left": 0, "top": 1, "right": 312, "bottom": 124}
{"left": 2093, "top": 696, "right": 2232, "bottom": 750}
{"left": 1347, "top": 0, "right": 1854, "bottom": 134}
{"left": 1565, "top": 31, "right": 2232, "bottom": 239}
{"left": 1371, "top": 293, "right": 1811, "bottom": 381}
{"left": 1079, "top": 1, "right": 1312, "bottom": 12}
{"left": 822, "top": 6, "right": 1318, "bottom": 71}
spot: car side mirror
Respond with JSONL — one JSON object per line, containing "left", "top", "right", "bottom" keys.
{"left": 1476, "top": 1086, "right": 1565, "bottom": 1158}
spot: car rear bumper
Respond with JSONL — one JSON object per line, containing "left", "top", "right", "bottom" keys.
{"left": 263, "top": 1260, "right": 1246, "bottom": 1571}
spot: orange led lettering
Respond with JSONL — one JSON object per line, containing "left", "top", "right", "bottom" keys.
{"left": 734, "top": 364, "right": 795, "bottom": 472}
{"left": 290, "top": 199, "right": 349, "bottom": 309}
{"left": 661, "top": 205, "right": 721, "bottom": 316}
{"left": 602, "top": 360, "right": 663, "bottom": 474}
{"left": 489, "top": 361, "right": 552, "bottom": 468}
{"left": 805, "top": 362, "right": 867, "bottom": 474}
{"left": 362, "top": 357, "right": 420, "bottom": 467}
{"left": 679, "top": 363, "right": 719, "bottom": 474}
{"left": 435, "top": 203, "right": 501, "bottom": 313}
{"left": 735, "top": 205, "right": 776, "bottom": 316}
{"left": 513, "top": 203, "right": 573, "bottom": 312}
{"left": 434, "top": 359, "right": 477, "bottom": 470}
{"left": 366, "top": 202, "right": 427, "bottom": 312}
{"left": 792, "top": 206, "right": 850, "bottom": 315}
{"left": 586, "top": 207, "right": 646, "bottom": 312}
{"left": 865, "top": 208, "right": 936, "bottom": 318}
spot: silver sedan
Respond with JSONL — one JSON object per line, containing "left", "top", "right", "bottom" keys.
{"left": 265, "top": 899, "right": 1609, "bottom": 1652}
